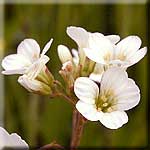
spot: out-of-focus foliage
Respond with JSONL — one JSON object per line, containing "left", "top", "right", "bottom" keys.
{"left": 4, "top": 4, "right": 148, "bottom": 148}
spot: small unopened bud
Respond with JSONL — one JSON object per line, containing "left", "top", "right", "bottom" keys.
{"left": 57, "top": 45, "right": 72, "bottom": 64}
{"left": 62, "top": 61, "right": 73, "bottom": 72}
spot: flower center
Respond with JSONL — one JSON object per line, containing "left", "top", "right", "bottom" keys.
{"left": 95, "top": 90, "right": 117, "bottom": 113}
{"left": 104, "top": 52, "right": 111, "bottom": 62}
{"left": 117, "top": 53, "right": 126, "bottom": 61}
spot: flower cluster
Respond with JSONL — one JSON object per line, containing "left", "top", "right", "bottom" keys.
{"left": 1, "top": 26, "right": 147, "bottom": 148}
{"left": 58, "top": 26, "right": 146, "bottom": 129}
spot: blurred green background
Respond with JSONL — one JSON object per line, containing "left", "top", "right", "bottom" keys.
{"left": 3, "top": 3, "right": 148, "bottom": 148}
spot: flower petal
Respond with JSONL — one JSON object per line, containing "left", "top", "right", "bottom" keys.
{"left": 25, "top": 55, "right": 49, "bottom": 80}
{"left": 76, "top": 101, "right": 99, "bottom": 121}
{"left": 0, "top": 127, "right": 29, "bottom": 149}
{"left": 18, "top": 75, "right": 51, "bottom": 95}
{"left": 74, "top": 77, "right": 99, "bottom": 104}
{"left": 18, "top": 75, "right": 42, "bottom": 92}
{"left": 1, "top": 54, "right": 30, "bottom": 75}
{"left": 115, "top": 78, "right": 140, "bottom": 111}
{"left": 67, "top": 26, "right": 89, "bottom": 48}
{"left": 41, "top": 38, "right": 53, "bottom": 56}
{"left": 115, "top": 36, "right": 142, "bottom": 58}
{"left": 72, "top": 49, "right": 79, "bottom": 66}
{"left": 83, "top": 48, "right": 105, "bottom": 64}
{"left": 84, "top": 35, "right": 114, "bottom": 64}
{"left": 100, "top": 68, "right": 140, "bottom": 111}
{"left": 100, "top": 67, "right": 128, "bottom": 92}
{"left": 18, "top": 75, "right": 33, "bottom": 92}
{"left": 89, "top": 63, "right": 104, "bottom": 83}
{"left": 98, "top": 111, "right": 128, "bottom": 129}
{"left": 17, "top": 39, "right": 40, "bottom": 62}
{"left": 105, "top": 35, "right": 120, "bottom": 44}
{"left": 0, "top": 127, "right": 9, "bottom": 147}
{"left": 127, "top": 47, "right": 147, "bottom": 67}
{"left": 9, "top": 133, "right": 29, "bottom": 148}
{"left": 57, "top": 45, "right": 72, "bottom": 64}
{"left": 2, "top": 69, "right": 26, "bottom": 75}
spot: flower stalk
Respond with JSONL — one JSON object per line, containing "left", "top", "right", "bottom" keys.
{"left": 70, "top": 109, "right": 87, "bottom": 150}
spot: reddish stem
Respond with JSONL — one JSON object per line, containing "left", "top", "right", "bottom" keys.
{"left": 70, "top": 109, "right": 87, "bottom": 150}
{"left": 39, "top": 141, "right": 64, "bottom": 150}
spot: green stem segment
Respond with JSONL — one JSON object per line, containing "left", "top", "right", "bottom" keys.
{"left": 70, "top": 109, "right": 87, "bottom": 150}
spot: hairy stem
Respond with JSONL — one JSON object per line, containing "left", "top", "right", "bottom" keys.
{"left": 70, "top": 109, "right": 87, "bottom": 150}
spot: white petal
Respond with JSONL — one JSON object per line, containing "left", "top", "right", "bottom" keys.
{"left": 18, "top": 75, "right": 50, "bottom": 95}
{"left": 17, "top": 39, "right": 40, "bottom": 62}
{"left": 100, "top": 67, "right": 128, "bottom": 92}
{"left": 39, "top": 55, "right": 50, "bottom": 65}
{"left": 100, "top": 68, "right": 140, "bottom": 111}
{"left": 98, "top": 111, "right": 128, "bottom": 129}
{"left": 25, "top": 56, "right": 48, "bottom": 80}
{"left": 88, "top": 32, "right": 113, "bottom": 51}
{"left": 115, "top": 78, "right": 140, "bottom": 111}
{"left": 18, "top": 75, "right": 33, "bottom": 92}
{"left": 127, "top": 47, "right": 147, "bottom": 67}
{"left": 72, "top": 49, "right": 79, "bottom": 66}
{"left": 1, "top": 54, "right": 30, "bottom": 75}
{"left": 41, "top": 38, "right": 53, "bottom": 56}
{"left": 84, "top": 48, "right": 105, "bottom": 64}
{"left": 57, "top": 45, "right": 72, "bottom": 64}
{"left": 89, "top": 63, "right": 104, "bottom": 83}
{"left": 89, "top": 73, "right": 103, "bottom": 83}
{"left": 84, "top": 35, "right": 114, "bottom": 64}
{"left": 115, "top": 36, "right": 141, "bottom": 58}
{"left": 105, "top": 35, "right": 120, "bottom": 44}
{"left": 0, "top": 127, "right": 28, "bottom": 149}
{"left": 0, "top": 127, "right": 9, "bottom": 147}
{"left": 8, "top": 133, "right": 29, "bottom": 148}
{"left": 66, "top": 26, "right": 89, "bottom": 48}
{"left": 2, "top": 69, "right": 26, "bottom": 75}
{"left": 74, "top": 77, "right": 99, "bottom": 104}
{"left": 91, "top": 32, "right": 104, "bottom": 38}
{"left": 18, "top": 75, "right": 44, "bottom": 92}
{"left": 76, "top": 101, "right": 99, "bottom": 121}
{"left": 109, "top": 60, "right": 129, "bottom": 68}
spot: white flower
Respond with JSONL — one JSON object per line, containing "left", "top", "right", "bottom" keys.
{"left": 67, "top": 26, "right": 147, "bottom": 68}
{"left": 18, "top": 58, "right": 52, "bottom": 95}
{"left": 0, "top": 127, "right": 29, "bottom": 149}
{"left": 66, "top": 26, "right": 122, "bottom": 80}
{"left": 2, "top": 38, "right": 53, "bottom": 75}
{"left": 74, "top": 67, "right": 140, "bottom": 129}
{"left": 67, "top": 26, "right": 120, "bottom": 49}
{"left": 67, "top": 26, "right": 120, "bottom": 65}
{"left": 84, "top": 35, "right": 147, "bottom": 67}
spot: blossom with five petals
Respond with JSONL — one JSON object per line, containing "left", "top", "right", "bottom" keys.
{"left": 74, "top": 67, "right": 140, "bottom": 129}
